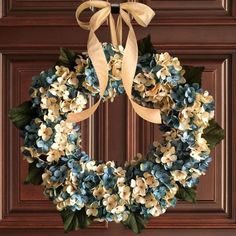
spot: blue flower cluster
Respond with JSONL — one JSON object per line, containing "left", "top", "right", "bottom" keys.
{"left": 83, "top": 43, "right": 124, "bottom": 100}
{"left": 41, "top": 152, "right": 177, "bottom": 220}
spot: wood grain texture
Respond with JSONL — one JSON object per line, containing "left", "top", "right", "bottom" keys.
{"left": 0, "top": 0, "right": 236, "bottom": 234}
{"left": 142, "top": 0, "right": 231, "bottom": 17}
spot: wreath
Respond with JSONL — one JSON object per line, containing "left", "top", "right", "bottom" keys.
{"left": 9, "top": 36, "right": 224, "bottom": 233}
{"left": 9, "top": 2, "right": 224, "bottom": 234}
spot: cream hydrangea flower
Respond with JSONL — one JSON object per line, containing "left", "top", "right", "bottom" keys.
{"left": 66, "top": 185, "right": 76, "bottom": 196}
{"left": 163, "top": 130, "right": 179, "bottom": 142}
{"left": 156, "top": 67, "right": 171, "bottom": 80}
{"left": 190, "top": 132, "right": 210, "bottom": 161}
{"left": 50, "top": 120, "right": 76, "bottom": 152}
{"left": 111, "top": 205, "right": 125, "bottom": 215}
{"left": 109, "top": 53, "right": 122, "bottom": 80}
{"left": 156, "top": 52, "right": 182, "bottom": 71}
{"left": 156, "top": 52, "right": 171, "bottom": 65}
{"left": 143, "top": 172, "right": 159, "bottom": 188}
{"left": 117, "top": 177, "right": 126, "bottom": 188}
{"left": 104, "top": 88, "right": 117, "bottom": 102}
{"left": 114, "top": 167, "right": 126, "bottom": 177}
{"left": 149, "top": 205, "right": 162, "bottom": 217}
{"left": 64, "top": 172, "right": 78, "bottom": 196}
{"left": 164, "top": 186, "right": 178, "bottom": 206}
{"left": 134, "top": 73, "right": 149, "bottom": 85}
{"left": 68, "top": 75, "right": 79, "bottom": 88}
{"left": 38, "top": 124, "right": 53, "bottom": 141}
{"left": 95, "top": 164, "right": 105, "bottom": 175}
{"left": 172, "top": 57, "right": 182, "bottom": 71}
{"left": 41, "top": 96, "right": 57, "bottom": 110}
{"left": 195, "top": 132, "right": 210, "bottom": 152}
{"left": 42, "top": 170, "right": 61, "bottom": 188}
{"left": 49, "top": 83, "right": 68, "bottom": 98}
{"left": 93, "top": 186, "right": 105, "bottom": 200}
{"left": 133, "top": 72, "right": 156, "bottom": 97}
{"left": 82, "top": 81, "right": 99, "bottom": 94}
{"left": 134, "top": 83, "right": 146, "bottom": 93}
{"left": 198, "top": 91, "right": 213, "bottom": 103}
{"left": 69, "top": 197, "right": 84, "bottom": 210}
{"left": 189, "top": 168, "right": 203, "bottom": 179}
{"left": 131, "top": 177, "right": 147, "bottom": 197}
{"left": 135, "top": 195, "right": 146, "bottom": 204}
{"left": 155, "top": 52, "right": 182, "bottom": 80}
{"left": 21, "top": 146, "right": 39, "bottom": 163}
{"left": 86, "top": 202, "right": 99, "bottom": 217}
{"left": 47, "top": 149, "right": 62, "bottom": 162}
{"left": 60, "top": 100, "right": 71, "bottom": 113}
{"left": 42, "top": 171, "right": 52, "bottom": 186}
{"left": 65, "top": 143, "right": 76, "bottom": 155}
{"left": 103, "top": 195, "right": 117, "bottom": 212}
{"left": 161, "top": 146, "right": 177, "bottom": 167}
{"left": 119, "top": 185, "right": 131, "bottom": 201}
{"left": 106, "top": 161, "right": 116, "bottom": 168}
{"left": 51, "top": 133, "right": 67, "bottom": 151}
{"left": 56, "top": 199, "right": 71, "bottom": 211}
{"left": 190, "top": 148, "right": 204, "bottom": 161}
{"left": 74, "top": 57, "right": 87, "bottom": 74}
{"left": 145, "top": 193, "right": 157, "bottom": 208}
{"left": 55, "top": 65, "right": 70, "bottom": 77}
{"left": 54, "top": 120, "right": 73, "bottom": 134}
{"left": 171, "top": 170, "right": 187, "bottom": 183}
{"left": 130, "top": 153, "right": 143, "bottom": 166}
{"left": 44, "top": 105, "right": 60, "bottom": 122}
{"left": 86, "top": 161, "right": 96, "bottom": 171}
{"left": 70, "top": 93, "right": 87, "bottom": 112}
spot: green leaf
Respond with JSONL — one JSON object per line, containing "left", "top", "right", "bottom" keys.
{"left": 202, "top": 119, "right": 224, "bottom": 149}
{"left": 77, "top": 208, "right": 91, "bottom": 229}
{"left": 61, "top": 209, "right": 78, "bottom": 233}
{"left": 176, "top": 185, "right": 197, "bottom": 203}
{"left": 137, "top": 35, "right": 156, "bottom": 56}
{"left": 57, "top": 48, "right": 77, "bottom": 70}
{"left": 61, "top": 208, "right": 91, "bottom": 233}
{"left": 183, "top": 65, "right": 204, "bottom": 86}
{"left": 24, "top": 161, "right": 44, "bottom": 185}
{"left": 122, "top": 212, "right": 147, "bottom": 234}
{"left": 8, "top": 101, "right": 37, "bottom": 130}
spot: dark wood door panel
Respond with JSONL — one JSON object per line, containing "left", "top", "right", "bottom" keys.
{"left": 0, "top": 26, "right": 236, "bottom": 47}
{"left": 0, "top": 0, "right": 236, "bottom": 234}
{"left": 3, "top": 0, "right": 235, "bottom": 19}
{"left": 2, "top": 228, "right": 236, "bottom": 236}
{"left": 0, "top": 49, "right": 235, "bottom": 232}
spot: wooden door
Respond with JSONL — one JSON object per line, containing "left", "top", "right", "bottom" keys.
{"left": 0, "top": 0, "right": 236, "bottom": 235}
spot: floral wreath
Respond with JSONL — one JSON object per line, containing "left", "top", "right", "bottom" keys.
{"left": 9, "top": 1, "right": 224, "bottom": 234}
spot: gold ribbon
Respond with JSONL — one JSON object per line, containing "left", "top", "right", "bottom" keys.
{"left": 67, "top": 0, "right": 161, "bottom": 124}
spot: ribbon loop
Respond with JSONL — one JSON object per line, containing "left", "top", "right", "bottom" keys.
{"left": 120, "top": 2, "right": 155, "bottom": 27}
{"left": 67, "top": 0, "right": 161, "bottom": 124}
{"left": 75, "top": 1, "right": 110, "bottom": 30}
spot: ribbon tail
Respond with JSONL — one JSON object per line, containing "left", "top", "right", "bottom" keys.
{"left": 116, "top": 15, "right": 123, "bottom": 45}
{"left": 67, "top": 30, "right": 109, "bottom": 123}
{"left": 109, "top": 14, "right": 118, "bottom": 46}
{"left": 66, "top": 100, "right": 101, "bottom": 123}
{"left": 120, "top": 9, "right": 161, "bottom": 124}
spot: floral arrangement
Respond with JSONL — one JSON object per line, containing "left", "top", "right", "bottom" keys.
{"left": 9, "top": 36, "right": 224, "bottom": 234}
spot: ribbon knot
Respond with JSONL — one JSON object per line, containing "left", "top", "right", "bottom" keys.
{"left": 67, "top": 0, "right": 161, "bottom": 124}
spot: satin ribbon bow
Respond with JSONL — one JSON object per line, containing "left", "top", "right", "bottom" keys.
{"left": 67, "top": 0, "right": 161, "bottom": 124}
